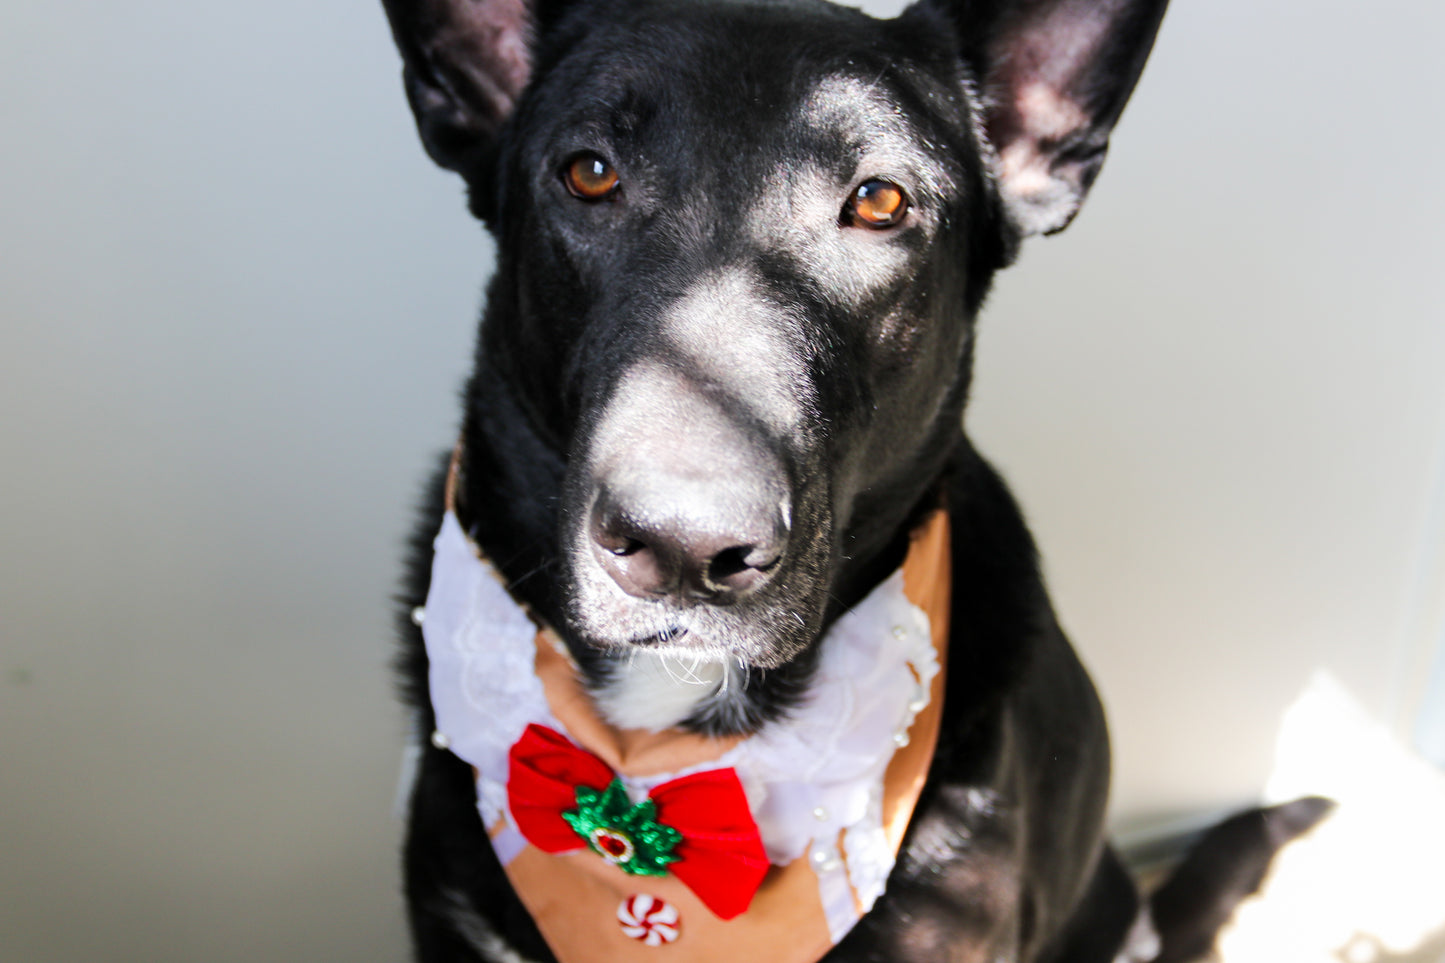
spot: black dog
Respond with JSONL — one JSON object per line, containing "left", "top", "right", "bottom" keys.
{"left": 382, "top": 1, "right": 1323, "bottom": 960}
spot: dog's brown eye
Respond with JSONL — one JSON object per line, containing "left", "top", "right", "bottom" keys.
{"left": 563, "top": 153, "right": 620, "bottom": 200}
{"left": 846, "top": 179, "right": 908, "bottom": 228}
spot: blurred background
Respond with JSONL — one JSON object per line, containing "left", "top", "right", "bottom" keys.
{"left": 2, "top": 0, "right": 1441, "bottom": 960}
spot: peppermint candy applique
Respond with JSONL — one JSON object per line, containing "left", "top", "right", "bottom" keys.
{"left": 617, "top": 893, "right": 681, "bottom": 946}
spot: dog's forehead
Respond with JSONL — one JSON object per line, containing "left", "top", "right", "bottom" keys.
{"left": 526, "top": 4, "right": 968, "bottom": 175}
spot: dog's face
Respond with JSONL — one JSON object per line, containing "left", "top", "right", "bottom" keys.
{"left": 384, "top": 0, "right": 1166, "bottom": 700}
{"left": 496, "top": 6, "right": 997, "bottom": 669}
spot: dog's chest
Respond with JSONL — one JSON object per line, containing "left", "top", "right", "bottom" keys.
{"left": 419, "top": 510, "right": 952, "bottom": 962}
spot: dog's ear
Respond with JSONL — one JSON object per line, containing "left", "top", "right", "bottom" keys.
{"left": 380, "top": 0, "right": 555, "bottom": 174}
{"left": 912, "top": 0, "right": 1168, "bottom": 237}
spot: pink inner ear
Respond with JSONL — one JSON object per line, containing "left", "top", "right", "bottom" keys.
{"left": 992, "top": 77, "right": 1089, "bottom": 216}
{"left": 976, "top": 0, "right": 1164, "bottom": 234}
{"left": 438, "top": 0, "right": 535, "bottom": 128}
{"left": 989, "top": 0, "right": 1113, "bottom": 147}
{"left": 987, "top": 72, "right": 1087, "bottom": 229}
{"left": 467, "top": 0, "right": 532, "bottom": 95}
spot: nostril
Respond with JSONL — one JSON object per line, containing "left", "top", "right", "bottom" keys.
{"left": 602, "top": 535, "right": 647, "bottom": 557}
{"left": 611, "top": 545, "right": 670, "bottom": 598}
{"left": 703, "top": 544, "right": 782, "bottom": 596}
{"left": 707, "top": 546, "right": 754, "bottom": 582}
{"left": 594, "top": 502, "right": 640, "bottom": 552}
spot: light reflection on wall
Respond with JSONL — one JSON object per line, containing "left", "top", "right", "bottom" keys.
{"left": 1216, "top": 672, "right": 1445, "bottom": 963}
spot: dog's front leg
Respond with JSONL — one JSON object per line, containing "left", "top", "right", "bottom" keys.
{"left": 403, "top": 745, "right": 554, "bottom": 963}
{"left": 821, "top": 783, "right": 1028, "bottom": 963}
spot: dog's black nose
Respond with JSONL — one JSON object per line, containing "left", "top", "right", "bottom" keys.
{"left": 590, "top": 483, "right": 788, "bottom": 602}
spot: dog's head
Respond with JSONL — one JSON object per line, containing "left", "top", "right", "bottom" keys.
{"left": 384, "top": 0, "right": 1164, "bottom": 726}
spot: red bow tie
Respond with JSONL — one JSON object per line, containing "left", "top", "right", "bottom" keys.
{"left": 507, "top": 723, "right": 769, "bottom": 920}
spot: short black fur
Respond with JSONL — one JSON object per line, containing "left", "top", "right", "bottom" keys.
{"left": 382, "top": 0, "right": 1319, "bottom": 960}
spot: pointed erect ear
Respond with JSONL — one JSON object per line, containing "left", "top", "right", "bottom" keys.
{"left": 918, "top": 0, "right": 1168, "bottom": 237}
{"left": 380, "top": 0, "right": 537, "bottom": 174}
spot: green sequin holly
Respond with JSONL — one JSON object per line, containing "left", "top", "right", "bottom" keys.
{"left": 562, "top": 778, "right": 681, "bottom": 876}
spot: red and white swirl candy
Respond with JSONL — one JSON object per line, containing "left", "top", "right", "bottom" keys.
{"left": 617, "top": 893, "right": 680, "bottom": 946}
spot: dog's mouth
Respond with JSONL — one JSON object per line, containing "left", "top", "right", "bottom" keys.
{"left": 628, "top": 625, "right": 688, "bottom": 647}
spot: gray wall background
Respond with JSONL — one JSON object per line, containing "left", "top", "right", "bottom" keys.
{"left": 2, "top": 0, "right": 1441, "bottom": 960}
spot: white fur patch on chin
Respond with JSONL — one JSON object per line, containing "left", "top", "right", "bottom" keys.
{"left": 594, "top": 651, "right": 737, "bottom": 732}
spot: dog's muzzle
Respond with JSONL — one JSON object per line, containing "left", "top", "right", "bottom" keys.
{"left": 565, "top": 357, "right": 820, "bottom": 660}
{"left": 588, "top": 453, "right": 791, "bottom": 604}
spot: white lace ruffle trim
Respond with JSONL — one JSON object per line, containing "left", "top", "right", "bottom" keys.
{"left": 422, "top": 511, "right": 938, "bottom": 944}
